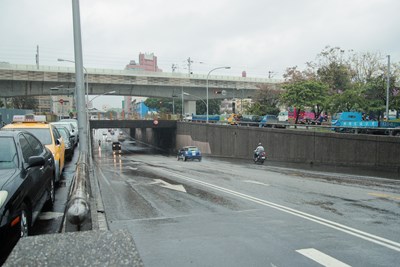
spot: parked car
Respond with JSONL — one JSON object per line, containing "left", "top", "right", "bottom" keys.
{"left": 259, "top": 115, "right": 286, "bottom": 128}
{"left": 0, "top": 131, "right": 56, "bottom": 261}
{"left": 53, "top": 126, "right": 74, "bottom": 161}
{"left": 59, "top": 118, "right": 78, "bottom": 138}
{"left": 2, "top": 115, "right": 65, "bottom": 183}
{"left": 177, "top": 146, "right": 202, "bottom": 161}
{"left": 51, "top": 121, "right": 77, "bottom": 147}
{"left": 112, "top": 141, "right": 121, "bottom": 152}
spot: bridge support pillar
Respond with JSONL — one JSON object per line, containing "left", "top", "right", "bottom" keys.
{"left": 184, "top": 100, "right": 196, "bottom": 115}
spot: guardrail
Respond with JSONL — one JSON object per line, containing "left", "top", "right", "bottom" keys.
{"left": 66, "top": 151, "right": 90, "bottom": 227}
{"left": 187, "top": 120, "right": 400, "bottom": 136}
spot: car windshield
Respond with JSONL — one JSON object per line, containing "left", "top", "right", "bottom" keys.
{"left": 53, "top": 123, "right": 73, "bottom": 132}
{"left": 0, "top": 137, "right": 18, "bottom": 169}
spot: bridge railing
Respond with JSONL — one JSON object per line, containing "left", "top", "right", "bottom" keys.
{"left": 0, "top": 63, "right": 282, "bottom": 83}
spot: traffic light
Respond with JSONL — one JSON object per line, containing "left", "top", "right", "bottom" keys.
{"left": 232, "top": 102, "right": 236, "bottom": 113}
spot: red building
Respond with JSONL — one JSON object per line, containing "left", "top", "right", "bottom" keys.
{"left": 125, "top": 53, "right": 162, "bottom": 72}
{"left": 124, "top": 53, "right": 162, "bottom": 116}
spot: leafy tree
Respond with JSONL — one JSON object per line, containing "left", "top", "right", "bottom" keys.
{"left": 281, "top": 80, "right": 329, "bottom": 123}
{"left": 317, "top": 62, "right": 352, "bottom": 93}
{"left": 11, "top": 96, "right": 37, "bottom": 110}
{"left": 283, "top": 65, "right": 315, "bottom": 83}
{"left": 244, "top": 85, "right": 281, "bottom": 116}
{"left": 145, "top": 97, "right": 190, "bottom": 116}
{"left": 145, "top": 98, "right": 174, "bottom": 114}
{"left": 363, "top": 74, "right": 399, "bottom": 120}
{"left": 349, "top": 51, "right": 384, "bottom": 83}
{"left": 326, "top": 84, "right": 366, "bottom": 113}
{"left": 195, "top": 99, "right": 220, "bottom": 115}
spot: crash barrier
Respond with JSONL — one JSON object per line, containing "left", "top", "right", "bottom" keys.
{"left": 66, "top": 151, "right": 90, "bottom": 226}
{"left": 175, "top": 122, "right": 400, "bottom": 177}
{"left": 189, "top": 119, "right": 400, "bottom": 136}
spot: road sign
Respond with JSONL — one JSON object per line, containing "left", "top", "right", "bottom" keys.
{"left": 59, "top": 99, "right": 64, "bottom": 104}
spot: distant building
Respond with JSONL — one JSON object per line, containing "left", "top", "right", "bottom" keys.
{"left": 131, "top": 99, "right": 157, "bottom": 119}
{"left": 124, "top": 53, "right": 162, "bottom": 117}
{"left": 125, "top": 53, "right": 162, "bottom": 72}
{"left": 34, "top": 93, "right": 75, "bottom": 118}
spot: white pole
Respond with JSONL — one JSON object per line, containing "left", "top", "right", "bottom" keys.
{"left": 386, "top": 55, "right": 390, "bottom": 120}
{"left": 72, "top": 0, "right": 87, "bottom": 154}
{"left": 206, "top": 66, "right": 231, "bottom": 123}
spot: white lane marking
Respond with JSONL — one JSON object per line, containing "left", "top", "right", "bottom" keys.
{"left": 128, "top": 166, "right": 138, "bottom": 171}
{"left": 296, "top": 248, "right": 351, "bottom": 267}
{"left": 158, "top": 168, "right": 400, "bottom": 252}
{"left": 243, "top": 180, "right": 270, "bottom": 186}
{"left": 38, "top": 212, "right": 64, "bottom": 220}
{"left": 97, "top": 164, "right": 111, "bottom": 186}
{"left": 153, "top": 179, "right": 187, "bottom": 193}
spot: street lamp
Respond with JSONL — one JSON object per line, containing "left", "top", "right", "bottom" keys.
{"left": 206, "top": 66, "right": 230, "bottom": 123}
{"left": 183, "top": 92, "right": 207, "bottom": 112}
{"left": 57, "top": 58, "right": 88, "bottom": 107}
{"left": 88, "top": 90, "right": 116, "bottom": 105}
{"left": 88, "top": 91, "right": 116, "bottom": 119}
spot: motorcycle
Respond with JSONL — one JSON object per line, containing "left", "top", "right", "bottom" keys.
{"left": 254, "top": 151, "right": 266, "bottom": 164}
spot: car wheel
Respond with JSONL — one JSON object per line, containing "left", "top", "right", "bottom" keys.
{"left": 45, "top": 177, "right": 55, "bottom": 208}
{"left": 184, "top": 157, "right": 187, "bottom": 162}
{"left": 198, "top": 158, "right": 202, "bottom": 162}
{"left": 20, "top": 204, "right": 30, "bottom": 238}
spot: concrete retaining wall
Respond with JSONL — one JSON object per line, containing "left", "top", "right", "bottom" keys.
{"left": 176, "top": 122, "right": 400, "bottom": 173}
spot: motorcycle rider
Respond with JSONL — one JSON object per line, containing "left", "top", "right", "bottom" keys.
{"left": 254, "top": 142, "right": 265, "bottom": 159}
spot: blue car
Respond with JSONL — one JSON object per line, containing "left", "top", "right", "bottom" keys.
{"left": 177, "top": 146, "right": 202, "bottom": 162}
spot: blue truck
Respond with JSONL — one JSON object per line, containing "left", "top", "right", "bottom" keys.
{"left": 331, "top": 112, "right": 400, "bottom": 135}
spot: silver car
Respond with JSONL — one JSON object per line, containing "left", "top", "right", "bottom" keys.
{"left": 51, "top": 122, "right": 77, "bottom": 147}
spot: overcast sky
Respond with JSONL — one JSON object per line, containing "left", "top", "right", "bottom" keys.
{"left": 1, "top": 0, "right": 399, "bottom": 109}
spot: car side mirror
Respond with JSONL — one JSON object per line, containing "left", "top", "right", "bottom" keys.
{"left": 56, "top": 139, "right": 61, "bottom": 145}
{"left": 28, "top": 156, "right": 45, "bottom": 168}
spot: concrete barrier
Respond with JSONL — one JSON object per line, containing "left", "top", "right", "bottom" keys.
{"left": 175, "top": 122, "right": 400, "bottom": 176}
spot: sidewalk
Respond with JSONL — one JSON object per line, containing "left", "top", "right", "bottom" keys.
{"left": 4, "top": 230, "right": 143, "bottom": 266}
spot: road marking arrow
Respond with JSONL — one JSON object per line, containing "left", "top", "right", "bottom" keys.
{"left": 153, "top": 179, "right": 186, "bottom": 193}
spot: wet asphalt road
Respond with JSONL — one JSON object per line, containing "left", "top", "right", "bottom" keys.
{"left": 93, "top": 129, "right": 400, "bottom": 267}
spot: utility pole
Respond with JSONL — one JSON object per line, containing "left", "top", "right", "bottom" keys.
{"left": 35, "top": 45, "right": 39, "bottom": 69}
{"left": 268, "top": 71, "right": 274, "bottom": 79}
{"left": 187, "top": 57, "right": 193, "bottom": 74}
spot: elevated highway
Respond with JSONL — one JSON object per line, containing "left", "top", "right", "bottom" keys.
{"left": 0, "top": 64, "right": 281, "bottom": 99}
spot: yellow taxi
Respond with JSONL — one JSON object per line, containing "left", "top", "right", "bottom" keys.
{"left": 2, "top": 115, "right": 65, "bottom": 182}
